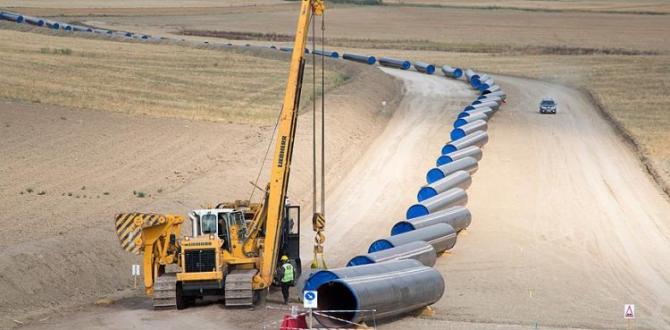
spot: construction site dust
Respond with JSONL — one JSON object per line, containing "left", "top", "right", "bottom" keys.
{"left": 0, "top": 1, "right": 669, "bottom": 329}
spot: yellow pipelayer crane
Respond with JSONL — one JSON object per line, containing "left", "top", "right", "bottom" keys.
{"left": 113, "top": 0, "right": 325, "bottom": 309}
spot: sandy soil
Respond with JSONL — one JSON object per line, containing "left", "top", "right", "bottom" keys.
{"left": 14, "top": 67, "right": 670, "bottom": 329}
{"left": 0, "top": 63, "right": 400, "bottom": 328}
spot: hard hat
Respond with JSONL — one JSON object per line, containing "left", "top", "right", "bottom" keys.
{"left": 281, "top": 255, "right": 289, "bottom": 262}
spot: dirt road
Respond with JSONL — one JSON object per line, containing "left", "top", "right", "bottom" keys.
{"left": 16, "top": 70, "right": 670, "bottom": 329}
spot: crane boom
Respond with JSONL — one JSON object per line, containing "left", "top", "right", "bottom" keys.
{"left": 257, "top": 0, "right": 324, "bottom": 288}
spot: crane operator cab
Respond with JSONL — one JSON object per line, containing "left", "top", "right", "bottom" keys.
{"left": 185, "top": 204, "right": 302, "bottom": 286}
{"left": 189, "top": 209, "right": 248, "bottom": 251}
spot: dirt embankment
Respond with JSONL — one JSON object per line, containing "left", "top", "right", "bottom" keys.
{"left": 0, "top": 57, "right": 401, "bottom": 328}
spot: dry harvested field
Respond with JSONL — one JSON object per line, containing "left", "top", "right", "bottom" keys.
{"left": 383, "top": 0, "right": 670, "bottom": 14}
{"left": 0, "top": 0, "right": 282, "bottom": 9}
{"left": 0, "top": 24, "right": 345, "bottom": 124}
{"left": 79, "top": 5, "right": 670, "bottom": 53}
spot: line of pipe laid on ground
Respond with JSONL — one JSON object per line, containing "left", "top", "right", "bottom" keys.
{"left": 0, "top": 10, "right": 510, "bottom": 327}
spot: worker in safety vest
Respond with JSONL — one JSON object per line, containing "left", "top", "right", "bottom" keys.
{"left": 278, "top": 255, "right": 294, "bottom": 304}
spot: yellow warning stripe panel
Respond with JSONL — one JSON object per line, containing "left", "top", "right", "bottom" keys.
{"left": 115, "top": 212, "right": 138, "bottom": 235}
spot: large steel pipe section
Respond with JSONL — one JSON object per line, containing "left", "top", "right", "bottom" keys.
{"left": 426, "top": 156, "right": 478, "bottom": 183}
{"left": 436, "top": 146, "right": 482, "bottom": 166}
{"left": 417, "top": 170, "right": 471, "bottom": 201}
{"left": 442, "top": 131, "right": 488, "bottom": 154}
{"left": 24, "top": 16, "right": 44, "bottom": 26}
{"left": 72, "top": 25, "right": 93, "bottom": 32}
{"left": 472, "top": 96, "right": 501, "bottom": 105}
{"left": 478, "top": 78, "right": 495, "bottom": 92}
{"left": 482, "top": 85, "right": 502, "bottom": 94}
{"left": 442, "top": 65, "right": 463, "bottom": 79}
{"left": 280, "top": 47, "right": 310, "bottom": 54}
{"left": 303, "top": 259, "right": 422, "bottom": 292}
{"left": 313, "top": 49, "right": 339, "bottom": 58}
{"left": 451, "top": 120, "right": 488, "bottom": 140}
{"left": 392, "top": 206, "right": 471, "bottom": 235}
{"left": 479, "top": 90, "right": 506, "bottom": 100}
{"left": 369, "top": 223, "right": 457, "bottom": 253}
{"left": 343, "top": 53, "right": 376, "bottom": 65}
{"left": 0, "top": 12, "right": 24, "bottom": 23}
{"left": 454, "top": 112, "right": 488, "bottom": 128}
{"left": 347, "top": 241, "right": 436, "bottom": 267}
{"left": 315, "top": 265, "right": 445, "bottom": 328}
{"left": 465, "top": 100, "right": 500, "bottom": 111}
{"left": 457, "top": 107, "right": 494, "bottom": 119}
{"left": 464, "top": 69, "right": 479, "bottom": 82}
{"left": 379, "top": 57, "right": 411, "bottom": 70}
{"left": 414, "top": 61, "right": 435, "bottom": 74}
{"left": 406, "top": 188, "right": 467, "bottom": 219}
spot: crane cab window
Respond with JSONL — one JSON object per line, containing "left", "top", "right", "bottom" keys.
{"left": 200, "top": 213, "right": 218, "bottom": 235}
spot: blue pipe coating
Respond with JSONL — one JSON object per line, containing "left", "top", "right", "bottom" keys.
{"left": 406, "top": 188, "right": 467, "bottom": 219}
{"left": 414, "top": 61, "right": 435, "bottom": 74}
{"left": 417, "top": 170, "right": 471, "bottom": 202}
{"left": 436, "top": 145, "right": 483, "bottom": 166}
{"left": 426, "top": 156, "right": 479, "bottom": 184}
{"left": 391, "top": 206, "right": 471, "bottom": 235}
{"left": 342, "top": 53, "right": 376, "bottom": 65}
{"left": 379, "top": 57, "right": 411, "bottom": 70}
